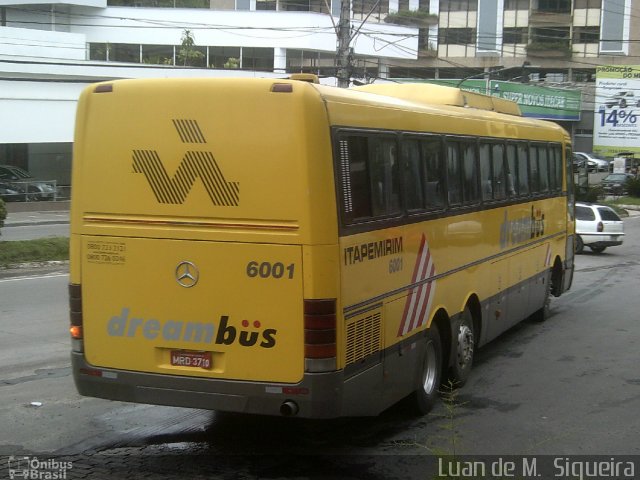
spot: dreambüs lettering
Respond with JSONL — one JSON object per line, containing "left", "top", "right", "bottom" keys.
{"left": 499, "top": 206, "right": 545, "bottom": 249}
{"left": 107, "top": 307, "right": 277, "bottom": 348}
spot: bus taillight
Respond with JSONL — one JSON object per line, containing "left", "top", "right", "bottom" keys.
{"left": 69, "top": 283, "right": 84, "bottom": 352}
{"left": 303, "top": 298, "right": 337, "bottom": 373}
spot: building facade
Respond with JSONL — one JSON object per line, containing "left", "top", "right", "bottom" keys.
{"left": 0, "top": 0, "right": 638, "bottom": 189}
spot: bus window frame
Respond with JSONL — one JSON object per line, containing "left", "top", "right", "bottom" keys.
{"left": 333, "top": 127, "right": 569, "bottom": 236}
{"left": 400, "top": 133, "right": 447, "bottom": 216}
{"left": 333, "top": 128, "right": 404, "bottom": 227}
{"left": 444, "top": 135, "right": 481, "bottom": 211}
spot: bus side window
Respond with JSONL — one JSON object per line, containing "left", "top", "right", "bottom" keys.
{"left": 550, "top": 146, "right": 562, "bottom": 192}
{"left": 422, "top": 138, "right": 445, "bottom": 209}
{"left": 462, "top": 142, "right": 480, "bottom": 204}
{"left": 369, "top": 137, "right": 401, "bottom": 217}
{"left": 479, "top": 143, "right": 493, "bottom": 201}
{"left": 403, "top": 139, "right": 425, "bottom": 210}
{"left": 340, "top": 136, "right": 372, "bottom": 221}
{"left": 538, "top": 145, "right": 550, "bottom": 192}
{"left": 529, "top": 144, "right": 540, "bottom": 193}
{"left": 506, "top": 144, "right": 518, "bottom": 197}
{"left": 517, "top": 143, "right": 530, "bottom": 195}
{"left": 492, "top": 143, "right": 506, "bottom": 200}
{"left": 447, "top": 142, "right": 462, "bottom": 206}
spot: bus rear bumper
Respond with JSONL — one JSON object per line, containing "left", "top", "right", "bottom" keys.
{"left": 72, "top": 352, "right": 381, "bottom": 418}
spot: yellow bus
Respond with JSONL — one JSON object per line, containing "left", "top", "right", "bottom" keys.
{"left": 69, "top": 76, "right": 574, "bottom": 418}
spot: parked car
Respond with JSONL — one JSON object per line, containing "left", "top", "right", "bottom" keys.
{"left": 0, "top": 182, "right": 22, "bottom": 202}
{"left": 0, "top": 165, "right": 56, "bottom": 201}
{"left": 604, "top": 91, "right": 640, "bottom": 109}
{"left": 600, "top": 172, "right": 635, "bottom": 195}
{"left": 573, "top": 152, "right": 610, "bottom": 172}
{"left": 575, "top": 202, "right": 624, "bottom": 254}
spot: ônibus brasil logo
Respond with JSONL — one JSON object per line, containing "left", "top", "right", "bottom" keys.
{"left": 132, "top": 119, "right": 239, "bottom": 206}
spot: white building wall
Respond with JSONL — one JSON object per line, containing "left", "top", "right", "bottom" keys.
{"left": 69, "top": 7, "right": 417, "bottom": 59}
{"left": 0, "top": 26, "right": 86, "bottom": 60}
{"left": 0, "top": 80, "right": 83, "bottom": 143}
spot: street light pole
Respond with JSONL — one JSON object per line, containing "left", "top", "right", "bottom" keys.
{"left": 336, "top": 0, "right": 352, "bottom": 88}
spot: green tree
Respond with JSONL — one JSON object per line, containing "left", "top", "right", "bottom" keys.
{"left": 177, "top": 29, "right": 205, "bottom": 67}
{"left": 626, "top": 177, "right": 640, "bottom": 197}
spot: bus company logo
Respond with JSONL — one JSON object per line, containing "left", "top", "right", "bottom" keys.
{"left": 107, "top": 307, "right": 277, "bottom": 348}
{"left": 499, "top": 205, "right": 546, "bottom": 249}
{"left": 132, "top": 119, "right": 239, "bottom": 206}
{"left": 398, "top": 233, "right": 437, "bottom": 337}
{"left": 175, "top": 261, "right": 199, "bottom": 288}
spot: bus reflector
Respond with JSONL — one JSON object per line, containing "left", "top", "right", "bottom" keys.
{"left": 69, "top": 283, "right": 83, "bottom": 326}
{"left": 69, "top": 283, "right": 83, "bottom": 352}
{"left": 304, "top": 299, "right": 337, "bottom": 371}
{"left": 271, "top": 83, "right": 293, "bottom": 93}
{"left": 94, "top": 84, "right": 113, "bottom": 93}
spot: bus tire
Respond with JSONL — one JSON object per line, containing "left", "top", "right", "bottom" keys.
{"left": 449, "top": 307, "right": 474, "bottom": 387}
{"left": 532, "top": 273, "right": 552, "bottom": 323}
{"left": 412, "top": 323, "right": 443, "bottom": 415}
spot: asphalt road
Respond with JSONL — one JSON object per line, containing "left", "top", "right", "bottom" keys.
{"left": 1, "top": 217, "right": 639, "bottom": 479}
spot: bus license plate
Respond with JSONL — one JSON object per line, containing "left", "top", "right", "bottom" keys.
{"left": 170, "top": 350, "right": 212, "bottom": 369}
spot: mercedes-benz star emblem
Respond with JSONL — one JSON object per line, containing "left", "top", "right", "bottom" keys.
{"left": 175, "top": 261, "right": 199, "bottom": 288}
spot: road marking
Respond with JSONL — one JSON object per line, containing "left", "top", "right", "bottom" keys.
{"left": 0, "top": 272, "right": 69, "bottom": 283}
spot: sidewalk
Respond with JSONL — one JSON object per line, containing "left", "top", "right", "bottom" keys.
{"left": 3, "top": 201, "right": 70, "bottom": 227}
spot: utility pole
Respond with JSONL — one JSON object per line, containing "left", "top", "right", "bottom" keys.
{"left": 336, "top": 0, "right": 352, "bottom": 88}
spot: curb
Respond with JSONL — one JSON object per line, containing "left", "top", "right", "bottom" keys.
{"left": 4, "top": 220, "right": 70, "bottom": 228}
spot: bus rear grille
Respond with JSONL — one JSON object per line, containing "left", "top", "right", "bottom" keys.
{"left": 345, "top": 312, "right": 381, "bottom": 366}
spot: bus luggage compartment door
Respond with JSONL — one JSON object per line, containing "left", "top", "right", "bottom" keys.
{"left": 81, "top": 236, "right": 304, "bottom": 384}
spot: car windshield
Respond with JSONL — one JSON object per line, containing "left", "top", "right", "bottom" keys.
{"left": 7, "top": 166, "right": 32, "bottom": 179}
{"left": 604, "top": 174, "right": 629, "bottom": 181}
{"left": 0, "top": 166, "right": 32, "bottom": 179}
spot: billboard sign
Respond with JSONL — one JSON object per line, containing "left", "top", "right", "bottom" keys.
{"left": 402, "top": 79, "right": 582, "bottom": 121}
{"left": 593, "top": 65, "right": 640, "bottom": 158}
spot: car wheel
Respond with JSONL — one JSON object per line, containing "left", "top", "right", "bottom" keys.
{"left": 620, "top": 99, "right": 627, "bottom": 108}
{"left": 575, "top": 235, "right": 584, "bottom": 254}
{"left": 590, "top": 246, "right": 607, "bottom": 253}
{"left": 411, "top": 322, "right": 443, "bottom": 415}
{"left": 448, "top": 307, "right": 474, "bottom": 387}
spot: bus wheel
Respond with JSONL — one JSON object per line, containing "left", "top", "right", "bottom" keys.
{"left": 532, "top": 274, "right": 552, "bottom": 323}
{"left": 449, "top": 307, "right": 474, "bottom": 387}
{"left": 412, "top": 323, "right": 443, "bottom": 415}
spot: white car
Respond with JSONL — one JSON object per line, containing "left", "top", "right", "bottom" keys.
{"left": 604, "top": 91, "right": 640, "bottom": 109}
{"left": 575, "top": 202, "right": 624, "bottom": 254}
{"left": 573, "top": 152, "right": 610, "bottom": 172}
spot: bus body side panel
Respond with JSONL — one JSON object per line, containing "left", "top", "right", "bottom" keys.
{"left": 336, "top": 196, "right": 568, "bottom": 407}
